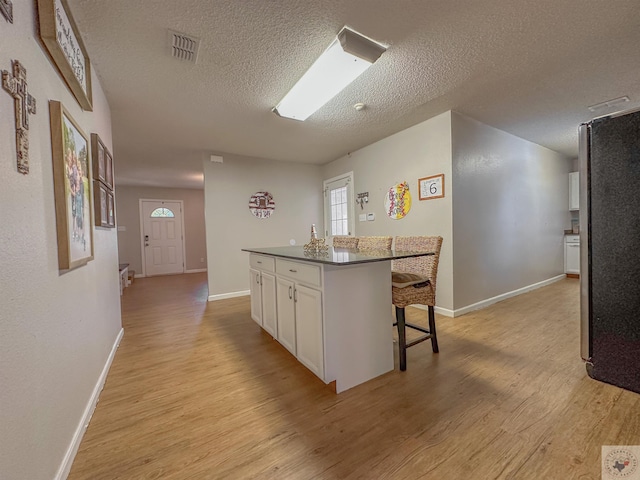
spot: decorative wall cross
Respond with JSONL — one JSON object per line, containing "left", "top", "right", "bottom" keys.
{"left": 2, "top": 60, "right": 36, "bottom": 174}
{"left": 0, "top": 0, "right": 12, "bottom": 23}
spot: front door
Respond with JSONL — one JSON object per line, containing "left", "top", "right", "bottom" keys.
{"left": 141, "top": 200, "right": 185, "bottom": 276}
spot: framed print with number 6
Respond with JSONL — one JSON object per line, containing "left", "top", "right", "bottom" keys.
{"left": 418, "top": 174, "right": 445, "bottom": 201}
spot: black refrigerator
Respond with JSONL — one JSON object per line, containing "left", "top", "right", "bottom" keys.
{"left": 580, "top": 107, "right": 640, "bottom": 394}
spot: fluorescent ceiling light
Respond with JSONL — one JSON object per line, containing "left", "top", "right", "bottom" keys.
{"left": 588, "top": 96, "right": 630, "bottom": 112}
{"left": 274, "top": 27, "right": 387, "bottom": 121}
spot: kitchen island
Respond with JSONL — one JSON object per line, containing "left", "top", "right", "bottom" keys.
{"left": 242, "top": 245, "right": 434, "bottom": 393}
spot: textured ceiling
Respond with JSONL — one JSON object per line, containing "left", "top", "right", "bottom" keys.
{"left": 68, "top": 0, "right": 640, "bottom": 189}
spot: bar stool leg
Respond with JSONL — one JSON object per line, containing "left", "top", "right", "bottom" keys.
{"left": 428, "top": 305, "right": 439, "bottom": 353}
{"left": 396, "top": 306, "right": 407, "bottom": 371}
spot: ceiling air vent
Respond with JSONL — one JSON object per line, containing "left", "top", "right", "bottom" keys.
{"left": 168, "top": 29, "right": 200, "bottom": 63}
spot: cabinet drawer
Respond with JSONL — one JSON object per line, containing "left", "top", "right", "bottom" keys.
{"left": 565, "top": 235, "right": 580, "bottom": 244}
{"left": 250, "top": 254, "right": 275, "bottom": 272}
{"left": 276, "top": 258, "right": 321, "bottom": 287}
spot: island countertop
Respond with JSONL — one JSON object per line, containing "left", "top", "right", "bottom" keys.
{"left": 241, "top": 245, "right": 434, "bottom": 266}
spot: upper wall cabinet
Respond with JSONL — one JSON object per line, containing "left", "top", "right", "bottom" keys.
{"left": 569, "top": 172, "right": 579, "bottom": 211}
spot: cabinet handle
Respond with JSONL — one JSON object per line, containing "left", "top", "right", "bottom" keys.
{"left": 289, "top": 269, "right": 297, "bottom": 273}
{"left": 288, "top": 286, "right": 292, "bottom": 299}
{"left": 294, "top": 288, "right": 297, "bottom": 302}
{"left": 256, "top": 273, "right": 260, "bottom": 284}
{"left": 257, "top": 261, "right": 262, "bottom": 264}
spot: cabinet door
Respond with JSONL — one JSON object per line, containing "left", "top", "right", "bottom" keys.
{"left": 276, "top": 277, "right": 296, "bottom": 355}
{"left": 249, "top": 268, "right": 262, "bottom": 325}
{"left": 569, "top": 172, "right": 579, "bottom": 211}
{"left": 565, "top": 242, "right": 580, "bottom": 274}
{"left": 295, "top": 284, "right": 324, "bottom": 379}
{"left": 261, "top": 272, "right": 277, "bottom": 337}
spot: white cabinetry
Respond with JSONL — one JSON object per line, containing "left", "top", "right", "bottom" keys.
{"left": 249, "top": 267, "right": 263, "bottom": 325}
{"left": 293, "top": 284, "right": 324, "bottom": 379}
{"left": 250, "top": 254, "right": 324, "bottom": 381}
{"left": 565, "top": 235, "right": 580, "bottom": 275}
{"left": 275, "top": 276, "right": 296, "bottom": 355}
{"left": 249, "top": 255, "right": 277, "bottom": 337}
{"left": 246, "top": 250, "right": 395, "bottom": 393}
{"left": 569, "top": 172, "right": 579, "bottom": 211}
{"left": 260, "top": 273, "right": 277, "bottom": 337}
{"left": 275, "top": 258, "right": 324, "bottom": 380}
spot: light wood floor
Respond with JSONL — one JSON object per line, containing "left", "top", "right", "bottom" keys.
{"left": 68, "top": 274, "right": 639, "bottom": 480}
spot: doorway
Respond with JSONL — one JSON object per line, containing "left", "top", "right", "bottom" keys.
{"left": 139, "top": 199, "right": 186, "bottom": 277}
{"left": 323, "top": 172, "right": 355, "bottom": 240}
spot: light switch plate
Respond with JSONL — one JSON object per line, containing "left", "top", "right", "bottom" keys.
{"left": 359, "top": 214, "right": 367, "bottom": 222}
{"left": 117, "top": 226, "right": 126, "bottom": 231}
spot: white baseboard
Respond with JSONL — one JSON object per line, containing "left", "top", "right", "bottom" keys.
{"left": 410, "top": 274, "right": 565, "bottom": 318}
{"left": 435, "top": 306, "right": 455, "bottom": 317}
{"left": 411, "top": 305, "right": 454, "bottom": 317}
{"left": 134, "top": 269, "right": 207, "bottom": 278}
{"left": 55, "top": 328, "right": 124, "bottom": 480}
{"left": 452, "top": 274, "right": 566, "bottom": 317}
{"left": 208, "top": 290, "right": 250, "bottom": 302}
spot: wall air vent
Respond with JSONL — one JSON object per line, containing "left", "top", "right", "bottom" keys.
{"left": 168, "top": 29, "right": 200, "bottom": 63}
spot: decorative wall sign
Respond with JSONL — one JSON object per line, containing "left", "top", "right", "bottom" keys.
{"left": 0, "top": 0, "right": 13, "bottom": 23}
{"left": 385, "top": 181, "right": 412, "bottom": 220}
{"left": 419, "top": 174, "right": 445, "bottom": 200}
{"left": 49, "top": 100, "right": 94, "bottom": 270}
{"left": 249, "top": 191, "right": 275, "bottom": 219}
{"left": 2, "top": 60, "right": 36, "bottom": 174}
{"left": 37, "top": 0, "right": 93, "bottom": 110}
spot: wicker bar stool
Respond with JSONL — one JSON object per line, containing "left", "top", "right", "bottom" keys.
{"left": 357, "top": 236, "right": 392, "bottom": 250}
{"left": 332, "top": 236, "right": 359, "bottom": 248}
{"left": 391, "top": 236, "right": 443, "bottom": 371}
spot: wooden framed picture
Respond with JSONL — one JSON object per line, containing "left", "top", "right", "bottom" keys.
{"left": 418, "top": 174, "right": 445, "bottom": 201}
{"left": 90, "top": 133, "right": 106, "bottom": 185}
{"left": 107, "top": 191, "right": 116, "bottom": 227}
{"left": 37, "top": 0, "right": 93, "bottom": 111}
{"left": 93, "top": 180, "right": 109, "bottom": 227}
{"left": 104, "top": 149, "right": 114, "bottom": 190}
{"left": 49, "top": 100, "right": 94, "bottom": 270}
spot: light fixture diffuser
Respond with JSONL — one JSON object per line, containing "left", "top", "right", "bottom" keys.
{"left": 587, "top": 96, "right": 630, "bottom": 113}
{"left": 273, "top": 27, "right": 386, "bottom": 121}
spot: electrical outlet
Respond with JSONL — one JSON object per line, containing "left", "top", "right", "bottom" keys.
{"left": 367, "top": 213, "right": 375, "bottom": 221}
{"left": 200, "top": 258, "right": 204, "bottom": 263}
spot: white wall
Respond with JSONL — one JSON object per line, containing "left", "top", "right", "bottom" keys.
{"left": 116, "top": 186, "right": 207, "bottom": 274}
{"left": 451, "top": 112, "right": 571, "bottom": 310}
{"left": 322, "top": 111, "right": 455, "bottom": 311}
{"left": 0, "top": 4, "right": 121, "bottom": 479}
{"left": 204, "top": 155, "right": 323, "bottom": 299}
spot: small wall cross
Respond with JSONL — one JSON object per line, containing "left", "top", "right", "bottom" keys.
{"left": 2, "top": 60, "right": 36, "bottom": 174}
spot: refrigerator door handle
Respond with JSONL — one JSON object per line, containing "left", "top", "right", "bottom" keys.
{"left": 578, "top": 123, "right": 591, "bottom": 362}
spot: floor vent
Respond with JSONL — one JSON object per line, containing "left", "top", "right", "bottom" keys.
{"left": 168, "top": 29, "right": 200, "bottom": 63}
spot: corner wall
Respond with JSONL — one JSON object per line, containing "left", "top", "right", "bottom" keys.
{"left": 0, "top": 3, "right": 121, "bottom": 479}
{"left": 451, "top": 112, "right": 571, "bottom": 311}
{"left": 322, "top": 111, "right": 455, "bottom": 312}
{"left": 204, "top": 154, "right": 323, "bottom": 299}
{"left": 115, "top": 186, "right": 207, "bottom": 274}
